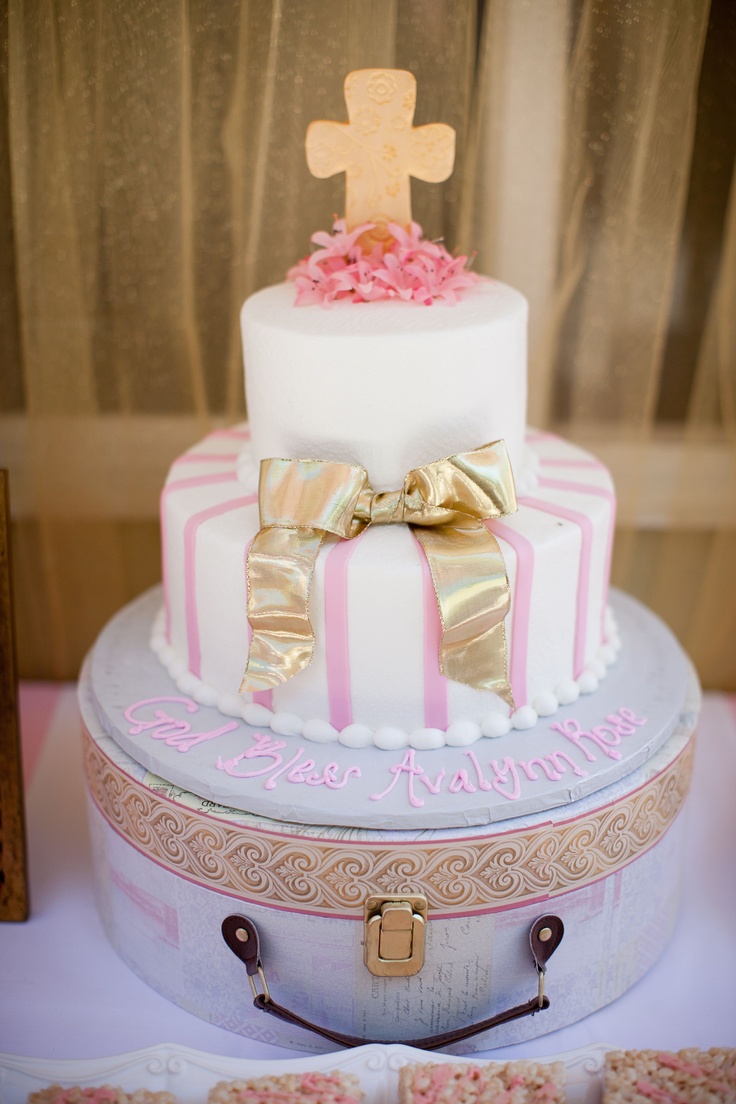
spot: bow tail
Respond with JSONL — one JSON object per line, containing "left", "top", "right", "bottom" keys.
{"left": 413, "top": 523, "right": 515, "bottom": 710}
{"left": 240, "top": 526, "right": 325, "bottom": 693}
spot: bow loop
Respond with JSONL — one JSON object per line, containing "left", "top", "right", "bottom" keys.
{"left": 241, "top": 441, "right": 518, "bottom": 711}
{"left": 406, "top": 444, "right": 517, "bottom": 526}
{"left": 258, "top": 457, "right": 369, "bottom": 539}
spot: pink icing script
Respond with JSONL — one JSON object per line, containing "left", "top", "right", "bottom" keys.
{"left": 217, "top": 731, "right": 361, "bottom": 790}
{"left": 549, "top": 707, "right": 647, "bottom": 762}
{"left": 368, "top": 747, "right": 590, "bottom": 807}
{"left": 125, "top": 698, "right": 648, "bottom": 806}
{"left": 124, "top": 697, "right": 238, "bottom": 753}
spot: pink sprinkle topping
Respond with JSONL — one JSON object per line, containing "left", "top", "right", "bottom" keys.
{"left": 54, "top": 1092, "right": 117, "bottom": 1104}
{"left": 656, "top": 1053, "right": 709, "bottom": 1078}
{"left": 635, "top": 1080, "right": 688, "bottom": 1104}
{"left": 287, "top": 219, "right": 478, "bottom": 306}
{"left": 534, "top": 1084, "right": 562, "bottom": 1100}
{"left": 233, "top": 1096, "right": 356, "bottom": 1104}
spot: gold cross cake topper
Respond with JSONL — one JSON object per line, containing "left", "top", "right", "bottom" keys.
{"left": 306, "top": 69, "right": 456, "bottom": 249}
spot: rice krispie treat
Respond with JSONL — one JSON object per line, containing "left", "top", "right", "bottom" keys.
{"left": 604, "top": 1048, "right": 736, "bottom": 1103}
{"left": 397, "top": 1060, "right": 565, "bottom": 1103}
{"left": 29, "top": 1088, "right": 175, "bottom": 1104}
{"left": 207, "top": 1071, "right": 362, "bottom": 1104}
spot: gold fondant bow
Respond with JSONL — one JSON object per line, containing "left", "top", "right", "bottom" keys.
{"left": 240, "top": 441, "right": 517, "bottom": 708}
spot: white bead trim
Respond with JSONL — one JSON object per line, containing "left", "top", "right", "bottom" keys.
{"left": 150, "top": 607, "right": 622, "bottom": 750}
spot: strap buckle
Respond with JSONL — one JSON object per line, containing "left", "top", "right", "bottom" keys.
{"left": 247, "top": 962, "right": 271, "bottom": 1003}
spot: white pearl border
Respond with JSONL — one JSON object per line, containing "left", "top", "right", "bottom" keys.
{"left": 149, "top": 606, "right": 622, "bottom": 752}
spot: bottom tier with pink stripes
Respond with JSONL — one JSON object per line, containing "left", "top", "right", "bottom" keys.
{"left": 154, "top": 427, "right": 618, "bottom": 750}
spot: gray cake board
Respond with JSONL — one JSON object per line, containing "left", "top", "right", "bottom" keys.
{"left": 85, "top": 587, "right": 693, "bottom": 830}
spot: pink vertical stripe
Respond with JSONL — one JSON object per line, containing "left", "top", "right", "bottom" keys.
{"left": 161, "top": 472, "right": 239, "bottom": 641}
{"left": 185, "top": 493, "right": 258, "bottom": 677}
{"left": 209, "top": 427, "right": 251, "bottom": 441}
{"left": 537, "top": 477, "right": 617, "bottom": 641}
{"left": 520, "top": 494, "right": 593, "bottom": 678}
{"left": 538, "top": 457, "right": 607, "bottom": 470}
{"left": 525, "top": 430, "right": 557, "bottom": 444}
{"left": 171, "top": 452, "right": 240, "bottom": 466}
{"left": 414, "top": 537, "right": 449, "bottom": 730}
{"left": 242, "top": 537, "right": 273, "bottom": 711}
{"left": 486, "top": 521, "right": 534, "bottom": 709}
{"left": 324, "top": 534, "right": 366, "bottom": 731}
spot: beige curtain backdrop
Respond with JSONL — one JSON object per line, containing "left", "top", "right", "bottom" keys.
{"left": 1, "top": 0, "right": 734, "bottom": 691}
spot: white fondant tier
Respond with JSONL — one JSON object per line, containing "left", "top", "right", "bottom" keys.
{"left": 156, "top": 428, "right": 617, "bottom": 748}
{"left": 241, "top": 279, "right": 528, "bottom": 488}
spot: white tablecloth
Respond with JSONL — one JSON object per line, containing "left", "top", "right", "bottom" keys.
{"left": 1, "top": 684, "right": 735, "bottom": 1061}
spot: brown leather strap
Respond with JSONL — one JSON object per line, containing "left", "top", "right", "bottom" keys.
{"left": 252, "top": 990, "right": 550, "bottom": 1050}
{"left": 222, "top": 913, "right": 563, "bottom": 1050}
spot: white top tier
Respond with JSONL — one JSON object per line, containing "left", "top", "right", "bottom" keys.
{"left": 241, "top": 278, "right": 528, "bottom": 490}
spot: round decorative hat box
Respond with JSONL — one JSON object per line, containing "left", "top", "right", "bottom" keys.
{"left": 81, "top": 586, "right": 698, "bottom": 1053}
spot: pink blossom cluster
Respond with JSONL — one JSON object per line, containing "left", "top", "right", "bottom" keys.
{"left": 287, "top": 220, "right": 478, "bottom": 306}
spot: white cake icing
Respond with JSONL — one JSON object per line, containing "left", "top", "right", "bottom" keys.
{"left": 150, "top": 261, "right": 621, "bottom": 749}
{"left": 155, "top": 427, "right": 618, "bottom": 748}
{"left": 242, "top": 279, "right": 528, "bottom": 488}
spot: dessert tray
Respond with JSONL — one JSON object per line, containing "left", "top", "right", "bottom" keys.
{"left": 0, "top": 1043, "right": 613, "bottom": 1104}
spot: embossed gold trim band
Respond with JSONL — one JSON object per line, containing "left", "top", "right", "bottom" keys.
{"left": 83, "top": 728, "right": 693, "bottom": 918}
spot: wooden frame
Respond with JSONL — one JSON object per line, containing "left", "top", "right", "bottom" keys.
{"left": 0, "top": 469, "right": 29, "bottom": 921}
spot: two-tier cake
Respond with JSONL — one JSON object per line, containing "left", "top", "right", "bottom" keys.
{"left": 80, "top": 69, "right": 699, "bottom": 1052}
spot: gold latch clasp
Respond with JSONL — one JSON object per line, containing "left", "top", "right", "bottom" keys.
{"left": 363, "top": 894, "right": 428, "bottom": 977}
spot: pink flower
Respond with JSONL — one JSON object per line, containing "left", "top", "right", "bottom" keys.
{"left": 287, "top": 219, "right": 478, "bottom": 306}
